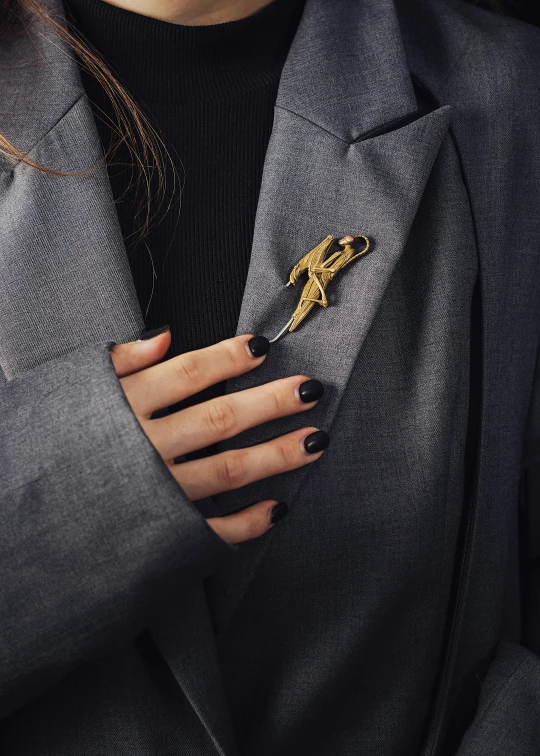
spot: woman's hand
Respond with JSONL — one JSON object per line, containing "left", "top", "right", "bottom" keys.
{"left": 109, "top": 328, "right": 328, "bottom": 545}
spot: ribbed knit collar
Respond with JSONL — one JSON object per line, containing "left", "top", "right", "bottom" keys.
{"left": 63, "top": 0, "right": 305, "bottom": 103}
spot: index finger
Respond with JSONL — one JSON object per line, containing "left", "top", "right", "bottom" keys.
{"left": 120, "top": 334, "right": 269, "bottom": 417}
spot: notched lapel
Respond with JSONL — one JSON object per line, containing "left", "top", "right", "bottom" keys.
{"left": 206, "top": 103, "right": 453, "bottom": 632}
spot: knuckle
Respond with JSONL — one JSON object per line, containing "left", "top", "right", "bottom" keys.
{"left": 205, "top": 399, "right": 237, "bottom": 438}
{"left": 174, "top": 354, "right": 200, "bottom": 385}
{"left": 277, "top": 438, "right": 297, "bottom": 469}
{"left": 216, "top": 452, "right": 245, "bottom": 490}
{"left": 265, "top": 384, "right": 282, "bottom": 415}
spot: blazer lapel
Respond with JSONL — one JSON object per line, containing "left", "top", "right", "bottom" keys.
{"left": 0, "top": 0, "right": 144, "bottom": 380}
{"left": 205, "top": 104, "right": 452, "bottom": 634}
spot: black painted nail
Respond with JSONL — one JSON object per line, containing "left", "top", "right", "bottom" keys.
{"left": 270, "top": 501, "right": 288, "bottom": 525}
{"left": 298, "top": 379, "right": 324, "bottom": 403}
{"left": 139, "top": 324, "right": 170, "bottom": 340}
{"left": 303, "top": 430, "right": 330, "bottom": 454}
{"left": 247, "top": 335, "right": 270, "bottom": 358}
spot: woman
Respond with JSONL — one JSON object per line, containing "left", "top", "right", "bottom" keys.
{"left": 0, "top": 0, "right": 539, "bottom": 753}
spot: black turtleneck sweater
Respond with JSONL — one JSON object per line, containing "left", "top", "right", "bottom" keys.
{"left": 63, "top": 0, "right": 304, "bottom": 402}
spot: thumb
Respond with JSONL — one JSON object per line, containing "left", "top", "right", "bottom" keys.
{"left": 109, "top": 324, "right": 171, "bottom": 377}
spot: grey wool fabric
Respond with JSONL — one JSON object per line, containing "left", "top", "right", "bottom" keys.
{"left": 1, "top": 0, "right": 540, "bottom": 754}
{"left": 0, "top": 341, "right": 234, "bottom": 718}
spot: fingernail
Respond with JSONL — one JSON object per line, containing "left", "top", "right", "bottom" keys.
{"left": 297, "top": 379, "right": 324, "bottom": 404}
{"left": 302, "top": 430, "right": 330, "bottom": 454}
{"left": 138, "top": 324, "right": 170, "bottom": 341}
{"left": 246, "top": 335, "right": 270, "bottom": 358}
{"left": 270, "top": 501, "right": 288, "bottom": 524}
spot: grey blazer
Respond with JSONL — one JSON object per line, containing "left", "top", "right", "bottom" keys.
{"left": 1, "top": 0, "right": 540, "bottom": 753}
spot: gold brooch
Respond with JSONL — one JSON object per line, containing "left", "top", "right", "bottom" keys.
{"left": 269, "top": 234, "right": 371, "bottom": 343}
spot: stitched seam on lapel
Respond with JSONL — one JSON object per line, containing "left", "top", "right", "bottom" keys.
{"left": 1, "top": 91, "right": 86, "bottom": 171}
{"left": 275, "top": 105, "right": 351, "bottom": 144}
{"left": 355, "top": 110, "right": 422, "bottom": 143}
{"left": 275, "top": 103, "right": 439, "bottom": 147}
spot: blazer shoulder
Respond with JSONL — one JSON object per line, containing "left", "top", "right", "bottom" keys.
{"left": 396, "top": 0, "right": 540, "bottom": 115}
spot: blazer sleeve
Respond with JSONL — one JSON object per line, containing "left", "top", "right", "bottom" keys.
{"left": 454, "top": 342, "right": 540, "bottom": 755}
{"left": 0, "top": 341, "right": 234, "bottom": 719}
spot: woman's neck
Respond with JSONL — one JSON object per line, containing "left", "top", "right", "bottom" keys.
{"left": 100, "top": 0, "right": 275, "bottom": 25}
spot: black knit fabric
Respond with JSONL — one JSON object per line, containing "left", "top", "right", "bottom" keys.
{"left": 63, "top": 0, "right": 304, "bottom": 414}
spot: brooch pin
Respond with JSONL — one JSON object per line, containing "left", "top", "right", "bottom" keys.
{"left": 269, "top": 234, "right": 371, "bottom": 343}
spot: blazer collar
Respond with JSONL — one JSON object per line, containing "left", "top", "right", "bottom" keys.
{"left": 0, "top": 0, "right": 417, "bottom": 157}
{"left": 276, "top": 0, "right": 417, "bottom": 142}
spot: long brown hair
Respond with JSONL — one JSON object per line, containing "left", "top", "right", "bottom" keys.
{"left": 0, "top": 0, "right": 178, "bottom": 244}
